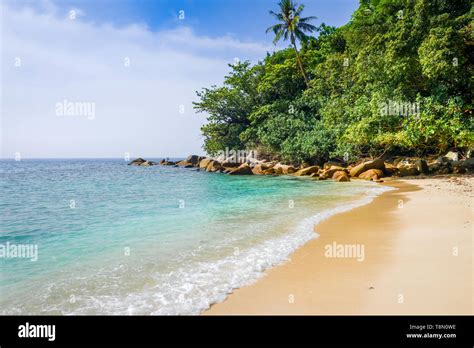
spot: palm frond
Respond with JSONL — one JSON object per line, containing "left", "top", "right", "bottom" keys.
{"left": 298, "top": 22, "right": 318, "bottom": 33}
{"left": 294, "top": 4, "right": 304, "bottom": 16}
{"left": 299, "top": 15, "right": 317, "bottom": 23}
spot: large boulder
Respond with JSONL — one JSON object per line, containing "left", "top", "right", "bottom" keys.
{"left": 228, "top": 163, "right": 254, "bottom": 175}
{"left": 333, "top": 171, "right": 350, "bottom": 182}
{"left": 273, "top": 163, "right": 297, "bottom": 174}
{"left": 293, "top": 165, "right": 320, "bottom": 176}
{"left": 185, "top": 155, "right": 201, "bottom": 166}
{"left": 459, "top": 158, "right": 474, "bottom": 171}
{"left": 176, "top": 160, "right": 193, "bottom": 167}
{"left": 359, "top": 169, "right": 384, "bottom": 181}
{"left": 221, "top": 161, "right": 240, "bottom": 168}
{"left": 414, "top": 159, "right": 429, "bottom": 174}
{"left": 397, "top": 165, "right": 420, "bottom": 177}
{"left": 323, "top": 161, "right": 346, "bottom": 170}
{"left": 252, "top": 163, "right": 270, "bottom": 175}
{"left": 320, "top": 165, "right": 346, "bottom": 179}
{"left": 128, "top": 158, "right": 146, "bottom": 166}
{"left": 199, "top": 158, "right": 213, "bottom": 169}
{"left": 206, "top": 160, "right": 222, "bottom": 172}
{"left": 140, "top": 161, "right": 153, "bottom": 167}
{"left": 444, "top": 151, "right": 459, "bottom": 162}
{"left": 262, "top": 167, "right": 276, "bottom": 175}
{"left": 349, "top": 159, "right": 385, "bottom": 177}
{"left": 429, "top": 157, "right": 452, "bottom": 174}
{"left": 452, "top": 162, "right": 467, "bottom": 174}
{"left": 383, "top": 162, "right": 399, "bottom": 176}
{"left": 159, "top": 159, "right": 176, "bottom": 165}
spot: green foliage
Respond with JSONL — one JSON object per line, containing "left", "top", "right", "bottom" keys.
{"left": 194, "top": 0, "right": 473, "bottom": 163}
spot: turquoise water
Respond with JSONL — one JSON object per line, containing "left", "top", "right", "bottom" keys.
{"left": 0, "top": 159, "right": 389, "bottom": 314}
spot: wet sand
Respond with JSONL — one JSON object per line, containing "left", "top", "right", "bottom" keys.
{"left": 205, "top": 177, "right": 473, "bottom": 315}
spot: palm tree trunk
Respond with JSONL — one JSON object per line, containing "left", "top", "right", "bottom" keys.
{"left": 291, "top": 38, "right": 309, "bottom": 88}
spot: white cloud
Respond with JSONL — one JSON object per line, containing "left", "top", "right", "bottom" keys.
{"left": 0, "top": 2, "right": 271, "bottom": 158}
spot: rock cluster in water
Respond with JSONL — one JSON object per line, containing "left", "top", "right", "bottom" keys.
{"left": 128, "top": 151, "right": 474, "bottom": 182}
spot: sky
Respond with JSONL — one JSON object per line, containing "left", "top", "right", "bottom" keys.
{"left": 1, "top": 0, "right": 359, "bottom": 158}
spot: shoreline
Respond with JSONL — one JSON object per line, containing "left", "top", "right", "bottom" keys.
{"left": 204, "top": 176, "right": 473, "bottom": 315}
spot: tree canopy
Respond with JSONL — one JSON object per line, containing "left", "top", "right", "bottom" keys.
{"left": 194, "top": 0, "right": 473, "bottom": 164}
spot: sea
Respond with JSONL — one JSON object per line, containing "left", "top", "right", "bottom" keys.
{"left": 0, "top": 158, "right": 392, "bottom": 314}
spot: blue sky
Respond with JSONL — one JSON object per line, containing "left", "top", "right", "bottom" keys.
{"left": 1, "top": 0, "right": 359, "bottom": 158}
{"left": 22, "top": 0, "right": 359, "bottom": 41}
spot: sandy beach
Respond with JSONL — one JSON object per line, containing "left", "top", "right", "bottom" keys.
{"left": 205, "top": 176, "right": 473, "bottom": 315}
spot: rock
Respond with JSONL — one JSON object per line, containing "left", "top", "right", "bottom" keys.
{"left": 176, "top": 160, "right": 193, "bottom": 166}
{"left": 320, "top": 165, "right": 346, "bottom": 179}
{"left": 383, "top": 162, "right": 399, "bottom": 176}
{"left": 262, "top": 167, "right": 276, "bottom": 175}
{"left": 358, "top": 169, "right": 384, "bottom": 180}
{"left": 228, "top": 163, "right": 254, "bottom": 175}
{"left": 274, "top": 163, "right": 297, "bottom": 174}
{"left": 452, "top": 164, "right": 466, "bottom": 174}
{"left": 185, "top": 155, "right": 201, "bottom": 166}
{"left": 333, "top": 171, "right": 350, "bottom": 182}
{"left": 206, "top": 160, "right": 221, "bottom": 172}
{"left": 140, "top": 161, "right": 153, "bottom": 167}
{"left": 323, "top": 161, "right": 346, "bottom": 170}
{"left": 128, "top": 158, "right": 146, "bottom": 166}
{"left": 414, "top": 159, "right": 429, "bottom": 175}
{"left": 252, "top": 163, "right": 270, "bottom": 175}
{"left": 349, "top": 159, "right": 385, "bottom": 177}
{"left": 429, "top": 160, "right": 452, "bottom": 174}
{"left": 293, "top": 165, "right": 320, "bottom": 176}
{"left": 459, "top": 158, "right": 474, "bottom": 171}
{"left": 444, "top": 151, "right": 459, "bottom": 162}
{"left": 161, "top": 161, "right": 176, "bottom": 166}
{"left": 221, "top": 161, "right": 240, "bottom": 168}
{"left": 199, "top": 158, "right": 213, "bottom": 169}
{"left": 313, "top": 176, "right": 327, "bottom": 181}
{"left": 397, "top": 165, "right": 419, "bottom": 177}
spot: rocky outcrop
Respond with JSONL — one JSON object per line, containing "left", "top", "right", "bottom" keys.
{"left": 333, "top": 171, "right": 350, "bottom": 182}
{"left": 444, "top": 151, "right": 459, "bottom": 162}
{"left": 428, "top": 157, "right": 452, "bottom": 174}
{"left": 397, "top": 165, "right": 420, "bottom": 177}
{"left": 159, "top": 159, "right": 176, "bottom": 166}
{"left": 323, "top": 161, "right": 346, "bottom": 170}
{"left": 252, "top": 163, "right": 270, "bottom": 175}
{"left": 320, "top": 165, "right": 346, "bottom": 179}
{"left": 273, "top": 163, "right": 297, "bottom": 174}
{"left": 185, "top": 155, "right": 202, "bottom": 166}
{"left": 359, "top": 169, "right": 384, "bottom": 181}
{"left": 414, "top": 159, "right": 429, "bottom": 175}
{"left": 221, "top": 161, "right": 241, "bottom": 168}
{"left": 199, "top": 158, "right": 213, "bottom": 169}
{"left": 206, "top": 160, "right": 222, "bottom": 172}
{"left": 293, "top": 165, "right": 319, "bottom": 176}
{"left": 383, "top": 162, "right": 399, "bottom": 176}
{"left": 459, "top": 158, "right": 474, "bottom": 171}
{"left": 349, "top": 159, "right": 385, "bottom": 177}
{"left": 228, "top": 163, "right": 253, "bottom": 175}
{"left": 128, "top": 158, "right": 146, "bottom": 166}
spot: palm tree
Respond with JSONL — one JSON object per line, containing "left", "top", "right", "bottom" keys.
{"left": 266, "top": 0, "right": 317, "bottom": 88}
